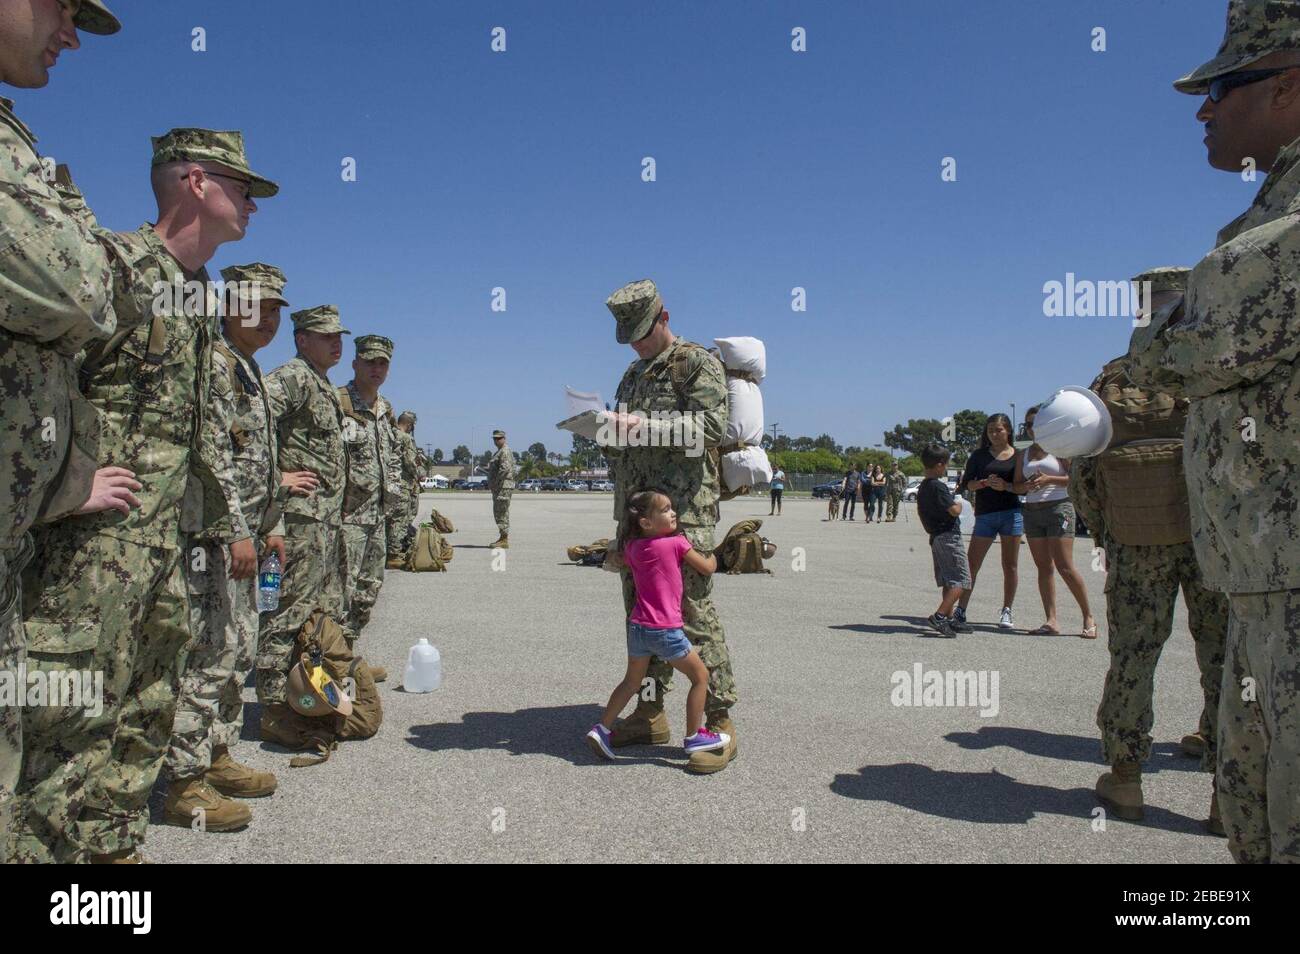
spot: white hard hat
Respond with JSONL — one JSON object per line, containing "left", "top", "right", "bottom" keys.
{"left": 1032, "top": 386, "right": 1113, "bottom": 458}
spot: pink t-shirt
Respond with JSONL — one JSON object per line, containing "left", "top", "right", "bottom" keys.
{"left": 625, "top": 534, "right": 694, "bottom": 629}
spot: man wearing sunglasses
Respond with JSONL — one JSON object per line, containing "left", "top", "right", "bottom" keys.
{"left": 0, "top": 0, "right": 127, "bottom": 858}
{"left": 1129, "top": 0, "right": 1300, "bottom": 864}
{"left": 12, "top": 128, "right": 276, "bottom": 864}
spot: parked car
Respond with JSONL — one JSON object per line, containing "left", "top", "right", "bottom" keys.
{"left": 904, "top": 477, "right": 959, "bottom": 502}
{"left": 811, "top": 481, "right": 843, "bottom": 499}
{"left": 540, "top": 478, "right": 564, "bottom": 492}
{"left": 462, "top": 476, "right": 489, "bottom": 491}
{"left": 517, "top": 478, "right": 542, "bottom": 492}
{"left": 450, "top": 479, "right": 468, "bottom": 490}
{"left": 590, "top": 480, "right": 614, "bottom": 492}
{"left": 563, "top": 480, "right": 587, "bottom": 492}
{"left": 419, "top": 476, "right": 447, "bottom": 490}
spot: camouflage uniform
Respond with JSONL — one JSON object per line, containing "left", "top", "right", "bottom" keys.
{"left": 1, "top": 93, "right": 117, "bottom": 852}
{"left": 339, "top": 340, "right": 393, "bottom": 640}
{"left": 385, "top": 417, "right": 420, "bottom": 559}
{"left": 166, "top": 266, "right": 289, "bottom": 781}
{"left": 258, "top": 308, "right": 349, "bottom": 704}
{"left": 604, "top": 281, "right": 737, "bottom": 720}
{"left": 1127, "top": 3, "right": 1300, "bottom": 860}
{"left": 488, "top": 437, "right": 515, "bottom": 537}
{"left": 886, "top": 469, "right": 907, "bottom": 520}
{"left": 15, "top": 196, "right": 262, "bottom": 863}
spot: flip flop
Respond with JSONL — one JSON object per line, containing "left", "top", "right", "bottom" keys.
{"left": 1029, "top": 624, "right": 1060, "bottom": 635}
{"left": 1080, "top": 624, "right": 1099, "bottom": 640}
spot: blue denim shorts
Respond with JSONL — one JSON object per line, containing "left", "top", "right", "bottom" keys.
{"left": 626, "top": 622, "right": 692, "bottom": 661}
{"left": 972, "top": 508, "right": 1023, "bottom": 539}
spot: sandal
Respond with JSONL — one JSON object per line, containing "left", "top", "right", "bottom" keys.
{"left": 1029, "top": 624, "right": 1060, "bottom": 636}
{"left": 1080, "top": 623, "right": 1099, "bottom": 640}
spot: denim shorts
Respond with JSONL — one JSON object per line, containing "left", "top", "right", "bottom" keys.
{"left": 626, "top": 621, "right": 692, "bottom": 661}
{"left": 972, "top": 508, "right": 1023, "bottom": 539}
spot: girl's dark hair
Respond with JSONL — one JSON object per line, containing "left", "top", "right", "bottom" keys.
{"left": 978, "top": 413, "right": 1015, "bottom": 451}
{"left": 617, "top": 489, "right": 670, "bottom": 552}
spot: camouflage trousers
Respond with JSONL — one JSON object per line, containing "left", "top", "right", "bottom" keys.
{"left": 620, "top": 524, "right": 738, "bottom": 718}
{"left": 385, "top": 495, "right": 416, "bottom": 559}
{"left": 1096, "top": 541, "right": 1227, "bottom": 771}
{"left": 11, "top": 526, "right": 188, "bottom": 862}
{"left": 164, "top": 540, "right": 259, "bottom": 781}
{"left": 492, "top": 489, "right": 511, "bottom": 535}
{"left": 257, "top": 514, "right": 345, "bottom": 705}
{"left": 342, "top": 521, "right": 386, "bottom": 640}
{"left": 0, "top": 535, "right": 33, "bottom": 851}
{"left": 1218, "top": 588, "right": 1300, "bottom": 864}
{"left": 886, "top": 492, "right": 902, "bottom": 520}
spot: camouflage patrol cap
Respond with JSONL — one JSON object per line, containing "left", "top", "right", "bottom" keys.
{"left": 492, "top": 429, "right": 506, "bottom": 440}
{"left": 75, "top": 1, "right": 121, "bottom": 35}
{"left": 605, "top": 279, "right": 663, "bottom": 344}
{"left": 291, "top": 305, "right": 350, "bottom": 335}
{"left": 151, "top": 128, "right": 279, "bottom": 198}
{"left": 355, "top": 335, "right": 394, "bottom": 361}
{"left": 399, "top": 411, "right": 417, "bottom": 424}
{"left": 1174, "top": 0, "right": 1300, "bottom": 94}
{"left": 1130, "top": 266, "right": 1191, "bottom": 293}
{"left": 220, "top": 262, "right": 289, "bottom": 307}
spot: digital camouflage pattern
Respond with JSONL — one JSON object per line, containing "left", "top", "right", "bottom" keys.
{"left": 150, "top": 127, "right": 279, "bottom": 198}
{"left": 339, "top": 383, "right": 392, "bottom": 639}
{"left": 258, "top": 355, "right": 347, "bottom": 703}
{"left": 167, "top": 335, "right": 286, "bottom": 780}
{"left": 886, "top": 469, "right": 907, "bottom": 520}
{"left": 1218, "top": 588, "right": 1300, "bottom": 861}
{"left": 16, "top": 223, "right": 238, "bottom": 861}
{"left": 1094, "top": 541, "right": 1228, "bottom": 771}
{"left": 1173, "top": 0, "right": 1300, "bottom": 94}
{"left": 1127, "top": 117, "right": 1300, "bottom": 862}
{"left": 608, "top": 333, "right": 735, "bottom": 717}
{"left": 488, "top": 442, "right": 515, "bottom": 535}
{"left": 1, "top": 101, "right": 115, "bottom": 853}
{"left": 385, "top": 422, "right": 420, "bottom": 558}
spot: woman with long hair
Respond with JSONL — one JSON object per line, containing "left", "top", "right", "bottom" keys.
{"left": 1014, "top": 406, "right": 1097, "bottom": 638}
{"left": 956, "top": 414, "right": 1022, "bottom": 631}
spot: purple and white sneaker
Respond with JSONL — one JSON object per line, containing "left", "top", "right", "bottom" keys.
{"left": 684, "top": 728, "right": 730, "bottom": 755}
{"left": 586, "top": 723, "right": 616, "bottom": 760}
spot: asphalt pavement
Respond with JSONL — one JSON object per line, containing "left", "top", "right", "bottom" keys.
{"left": 146, "top": 491, "right": 1229, "bottom": 863}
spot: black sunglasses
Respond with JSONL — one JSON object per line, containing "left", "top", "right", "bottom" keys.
{"left": 1208, "top": 67, "right": 1297, "bottom": 103}
{"left": 181, "top": 169, "right": 253, "bottom": 200}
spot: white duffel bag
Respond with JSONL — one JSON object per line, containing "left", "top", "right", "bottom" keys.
{"left": 725, "top": 378, "right": 764, "bottom": 446}
{"left": 721, "top": 445, "right": 773, "bottom": 491}
{"left": 714, "top": 336, "right": 766, "bottom": 384}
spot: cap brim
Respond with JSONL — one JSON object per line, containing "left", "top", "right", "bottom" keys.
{"left": 357, "top": 351, "right": 390, "bottom": 360}
{"left": 75, "top": 0, "right": 121, "bottom": 36}
{"left": 247, "top": 173, "right": 278, "bottom": 198}
{"left": 1173, "top": 51, "right": 1267, "bottom": 94}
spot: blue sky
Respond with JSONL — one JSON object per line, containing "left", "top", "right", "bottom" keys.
{"left": 20, "top": 0, "right": 1248, "bottom": 459}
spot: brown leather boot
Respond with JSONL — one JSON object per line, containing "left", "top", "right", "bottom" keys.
{"left": 1095, "top": 760, "right": 1143, "bottom": 820}
{"left": 163, "top": 777, "right": 252, "bottom": 831}
{"left": 490, "top": 534, "right": 509, "bottom": 549}
{"left": 207, "top": 745, "right": 278, "bottom": 798}
{"left": 610, "top": 699, "right": 670, "bottom": 747}
{"left": 1180, "top": 732, "right": 1207, "bottom": 759}
{"left": 687, "top": 714, "right": 738, "bottom": 774}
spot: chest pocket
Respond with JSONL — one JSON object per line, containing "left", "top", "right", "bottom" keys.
{"left": 633, "top": 369, "right": 679, "bottom": 413}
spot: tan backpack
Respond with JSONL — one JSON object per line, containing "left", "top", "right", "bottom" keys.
{"left": 271, "top": 609, "right": 384, "bottom": 766}
{"left": 405, "top": 524, "right": 451, "bottom": 572}
{"left": 715, "top": 519, "right": 772, "bottom": 574}
{"left": 427, "top": 509, "right": 456, "bottom": 534}
{"left": 567, "top": 538, "right": 611, "bottom": 565}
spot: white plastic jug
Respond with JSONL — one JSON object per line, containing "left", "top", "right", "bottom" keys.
{"left": 404, "top": 639, "right": 442, "bottom": 692}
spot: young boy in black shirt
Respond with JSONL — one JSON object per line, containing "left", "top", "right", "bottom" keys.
{"left": 917, "top": 445, "right": 973, "bottom": 637}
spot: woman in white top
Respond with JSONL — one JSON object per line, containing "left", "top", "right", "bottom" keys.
{"left": 1013, "top": 406, "right": 1098, "bottom": 638}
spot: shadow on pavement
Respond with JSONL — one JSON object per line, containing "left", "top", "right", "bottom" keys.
{"left": 407, "top": 704, "right": 681, "bottom": 768}
{"left": 830, "top": 621, "right": 929, "bottom": 637}
{"left": 943, "top": 726, "right": 1202, "bottom": 774}
{"left": 829, "top": 763, "right": 1208, "bottom": 834}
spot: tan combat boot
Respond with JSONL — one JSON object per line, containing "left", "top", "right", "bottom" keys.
{"left": 610, "top": 699, "right": 670, "bottom": 747}
{"left": 1095, "top": 760, "right": 1143, "bottom": 820}
{"left": 687, "top": 714, "right": 738, "bottom": 775}
{"left": 368, "top": 664, "right": 388, "bottom": 683}
{"left": 163, "top": 777, "right": 252, "bottom": 831}
{"left": 207, "top": 745, "right": 278, "bottom": 798}
{"left": 490, "top": 533, "right": 509, "bottom": 549}
{"left": 1180, "top": 732, "right": 1207, "bottom": 759}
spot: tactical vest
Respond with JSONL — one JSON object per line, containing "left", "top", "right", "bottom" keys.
{"left": 1092, "top": 359, "right": 1191, "bottom": 546}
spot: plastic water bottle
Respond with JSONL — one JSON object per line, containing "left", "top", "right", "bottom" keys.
{"left": 257, "top": 551, "right": 282, "bottom": 613}
{"left": 404, "top": 638, "right": 442, "bottom": 692}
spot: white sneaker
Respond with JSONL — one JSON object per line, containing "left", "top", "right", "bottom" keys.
{"left": 998, "top": 606, "right": 1014, "bottom": 630}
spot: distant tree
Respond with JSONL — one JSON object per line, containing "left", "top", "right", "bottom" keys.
{"left": 527, "top": 441, "right": 547, "bottom": 462}
{"left": 432, "top": 447, "right": 444, "bottom": 463}
{"left": 883, "top": 410, "right": 992, "bottom": 466}
{"left": 452, "top": 445, "right": 471, "bottom": 465}
{"left": 897, "top": 454, "right": 924, "bottom": 477}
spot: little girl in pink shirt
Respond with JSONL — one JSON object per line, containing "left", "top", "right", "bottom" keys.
{"left": 586, "top": 490, "right": 729, "bottom": 760}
